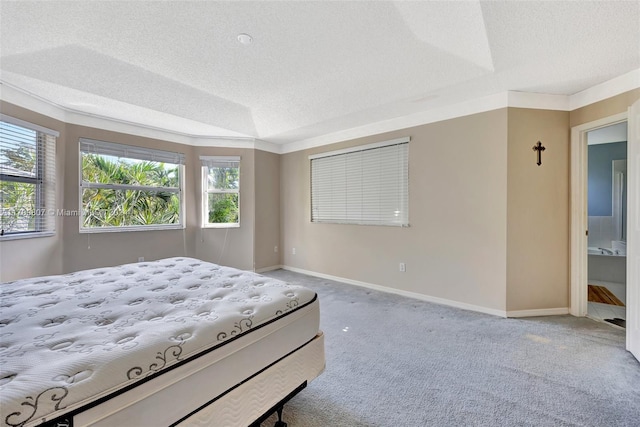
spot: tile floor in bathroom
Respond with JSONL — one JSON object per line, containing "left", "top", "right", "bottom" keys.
{"left": 587, "top": 281, "right": 626, "bottom": 325}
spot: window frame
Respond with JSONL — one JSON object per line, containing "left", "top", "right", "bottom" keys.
{"left": 79, "top": 138, "right": 185, "bottom": 233}
{"left": 201, "top": 156, "right": 240, "bottom": 229}
{"left": 309, "top": 137, "right": 410, "bottom": 227}
{"left": 0, "top": 115, "right": 58, "bottom": 240}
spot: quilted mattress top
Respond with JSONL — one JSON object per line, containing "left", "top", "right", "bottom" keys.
{"left": 0, "top": 257, "right": 317, "bottom": 427}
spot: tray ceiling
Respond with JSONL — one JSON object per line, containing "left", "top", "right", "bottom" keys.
{"left": 1, "top": 1, "right": 638, "bottom": 145}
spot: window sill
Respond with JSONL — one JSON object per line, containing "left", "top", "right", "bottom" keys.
{"left": 0, "top": 231, "right": 55, "bottom": 241}
{"left": 202, "top": 224, "right": 240, "bottom": 229}
{"left": 80, "top": 224, "right": 185, "bottom": 234}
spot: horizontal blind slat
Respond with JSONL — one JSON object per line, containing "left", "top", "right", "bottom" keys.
{"left": 80, "top": 138, "right": 185, "bottom": 165}
{"left": 200, "top": 155, "right": 240, "bottom": 168}
{"left": 1, "top": 119, "right": 56, "bottom": 236}
{"left": 311, "top": 140, "right": 408, "bottom": 226}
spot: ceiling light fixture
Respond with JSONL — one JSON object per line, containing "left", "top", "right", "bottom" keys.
{"left": 237, "top": 33, "right": 253, "bottom": 45}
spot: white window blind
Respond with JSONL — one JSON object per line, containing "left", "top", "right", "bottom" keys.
{"left": 310, "top": 137, "right": 409, "bottom": 226}
{"left": 200, "top": 156, "right": 240, "bottom": 169}
{"left": 80, "top": 138, "right": 185, "bottom": 165}
{"left": 0, "top": 115, "right": 57, "bottom": 238}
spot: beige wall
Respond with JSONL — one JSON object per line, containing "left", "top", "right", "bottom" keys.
{"left": 506, "top": 108, "right": 570, "bottom": 311}
{"left": 254, "top": 150, "right": 281, "bottom": 270}
{"left": 62, "top": 124, "right": 197, "bottom": 273}
{"left": 0, "top": 101, "right": 264, "bottom": 279}
{"left": 279, "top": 94, "right": 638, "bottom": 314}
{"left": 4, "top": 89, "right": 639, "bottom": 315}
{"left": 570, "top": 89, "right": 640, "bottom": 128}
{"left": 194, "top": 146, "right": 256, "bottom": 271}
{"left": 281, "top": 109, "right": 509, "bottom": 311}
{"left": 0, "top": 102, "right": 66, "bottom": 281}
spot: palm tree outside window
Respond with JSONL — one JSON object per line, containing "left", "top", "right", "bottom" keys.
{"left": 79, "top": 138, "right": 185, "bottom": 232}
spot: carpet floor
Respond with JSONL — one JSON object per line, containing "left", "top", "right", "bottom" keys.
{"left": 260, "top": 270, "right": 640, "bottom": 427}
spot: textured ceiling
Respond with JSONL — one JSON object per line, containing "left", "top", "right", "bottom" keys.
{"left": 1, "top": 1, "right": 639, "bottom": 145}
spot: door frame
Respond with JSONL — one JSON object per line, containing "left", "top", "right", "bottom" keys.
{"left": 570, "top": 112, "right": 627, "bottom": 317}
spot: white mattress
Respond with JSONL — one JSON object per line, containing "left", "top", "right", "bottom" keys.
{"left": 0, "top": 258, "right": 319, "bottom": 427}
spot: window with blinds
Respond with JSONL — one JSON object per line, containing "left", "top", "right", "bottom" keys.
{"left": 80, "top": 138, "right": 185, "bottom": 232}
{"left": 0, "top": 116, "right": 57, "bottom": 239}
{"left": 310, "top": 137, "right": 409, "bottom": 226}
{"left": 200, "top": 156, "right": 240, "bottom": 227}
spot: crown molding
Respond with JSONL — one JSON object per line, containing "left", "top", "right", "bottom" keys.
{"left": 0, "top": 82, "right": 282, "bottom": 154}
{"left": 569, "top": 68, "right": 640, "bottom": 111}
{"left": 506, "top": 91, "right": 569, "bottom": 110}
{"left": 281, "top": 69, "right": 639, "bottom": 154}
{"left": 2, "top": 68, "right": 638, "bottom": 155}
{"left": 281, "top": 90, "right": 573, "bottom": 154}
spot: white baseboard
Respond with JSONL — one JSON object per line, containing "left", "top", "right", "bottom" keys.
{"left": 281, "top": 265, "right": 508, "bottom": 318}
{"left": 264, "top": 265, "right": 570, "bottom": 319}
{"left": 255, "top": 265, "right": 283, "bottom": 273}
{"left": 506, "top": 308, "right": 570, "bottom": 318}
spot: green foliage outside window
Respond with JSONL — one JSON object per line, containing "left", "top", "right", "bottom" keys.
{"left": 82, "top": 154, "right": 181, "bottom": 228}
{"left": 208, "top": 193, "right": 239, "bottom": 224}
{"left": 1, "top": 129, "right": 39, "bottom": 235}
{"left": 206, "top": 166, "right": 239, "bottom": 225}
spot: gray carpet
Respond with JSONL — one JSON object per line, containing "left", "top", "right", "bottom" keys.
{"left": 260, "top": 269, "right": 640, "bottom": 427}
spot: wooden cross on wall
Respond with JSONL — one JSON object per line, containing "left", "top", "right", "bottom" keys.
{"left": 533, "top": 141, "right": 545, "bottom": 166}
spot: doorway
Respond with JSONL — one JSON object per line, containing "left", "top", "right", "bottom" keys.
{"left": 570, "top": 112, "right": 628, "bottom": 319}
{"left": 569, "top": 103, "right": 640, "bottom": 366}
{"left": 584, "top": 122, "right": 627, "bottom": 327}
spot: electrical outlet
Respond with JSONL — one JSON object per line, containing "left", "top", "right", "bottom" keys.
{"left": 292, "top": 247, "right": 296, "bottom": 255}
{"left": 274, "top": 246, "right": 278, "bottom": 253}
{"left": 138, "top": 257, "right": 144, "bottom": 262}
{"left": 399, "top": 262, "right": 406, "bottom": 272}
